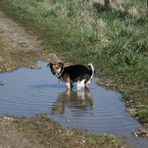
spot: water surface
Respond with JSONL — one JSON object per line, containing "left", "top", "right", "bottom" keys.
{"left": 0, "top": 61, "right": 147, "bottom": 148}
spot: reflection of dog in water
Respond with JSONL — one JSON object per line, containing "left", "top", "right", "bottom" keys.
{"left": 51, "top": 88, "right": 93, "bottom": 115}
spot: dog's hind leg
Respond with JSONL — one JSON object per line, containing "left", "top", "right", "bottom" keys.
{"left": 85, "top": 80, "right": 91, "bottom": 88}
{"left": 77, "top": 79, "right": 85, "bottom": 90}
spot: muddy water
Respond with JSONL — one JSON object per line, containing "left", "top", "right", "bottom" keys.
{"left": 0, "top": 61, "right": 147, "bottom": 148}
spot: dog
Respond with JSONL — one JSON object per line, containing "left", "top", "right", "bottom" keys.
{"left": 47, "top": 62, "right": 94, "bottom": 89}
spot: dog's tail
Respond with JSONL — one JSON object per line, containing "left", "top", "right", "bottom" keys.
{"left": 88, "top": 63, "right": 94, "bottom": 81}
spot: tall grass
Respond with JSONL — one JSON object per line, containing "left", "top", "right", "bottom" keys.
{"left": 0, "top": 0, "right": 147, "bottom": 122}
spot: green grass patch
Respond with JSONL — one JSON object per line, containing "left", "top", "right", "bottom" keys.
{"left": 138, "top": 106, "right": 148, "bottom": 123}
{"left": 0, "top": 0, "right": 147, "bottom": 123}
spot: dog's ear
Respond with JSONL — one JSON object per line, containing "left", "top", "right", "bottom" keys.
{"left": 58, "top": 62, "right": 64, "bottom": 67}
{"left": 47, "top": 63, "right": 53, "bottom": 67}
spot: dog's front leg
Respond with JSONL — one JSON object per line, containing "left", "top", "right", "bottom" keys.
{"left": 65, "top": 82, "right": 71, "bottom": 89}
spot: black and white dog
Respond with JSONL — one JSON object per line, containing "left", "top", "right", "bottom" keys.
{"left": 47, "top": 62, "right": 94, "bottom": 90}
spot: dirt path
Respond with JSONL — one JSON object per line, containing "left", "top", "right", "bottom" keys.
{"left": 0, "top": 11, "right": 58, "bottom": 72}
{"left": 0, "top": 116, "right": 45, "bottom": 148}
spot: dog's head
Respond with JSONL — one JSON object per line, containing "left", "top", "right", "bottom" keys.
{"left": 47, "top": 62, "right": 64, "bottom": 75}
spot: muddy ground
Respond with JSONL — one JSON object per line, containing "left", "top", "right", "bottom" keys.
{"left": 0, "top": 114, "right": 127, "bottom": 148}
{"left": 0, "top": 11, "right": 59, "bottom": 72}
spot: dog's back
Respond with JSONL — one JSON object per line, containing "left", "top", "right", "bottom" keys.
{"left": 63, "top": 64, "right": 94, "bottom": 83}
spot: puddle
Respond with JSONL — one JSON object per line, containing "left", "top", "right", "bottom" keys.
{"left": 0, "top": 61, "right": 147, "bottom": 148}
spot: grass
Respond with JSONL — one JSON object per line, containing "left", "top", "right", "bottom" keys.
{"left": 0, "top": 0, "right": 147, "bottom": 123}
